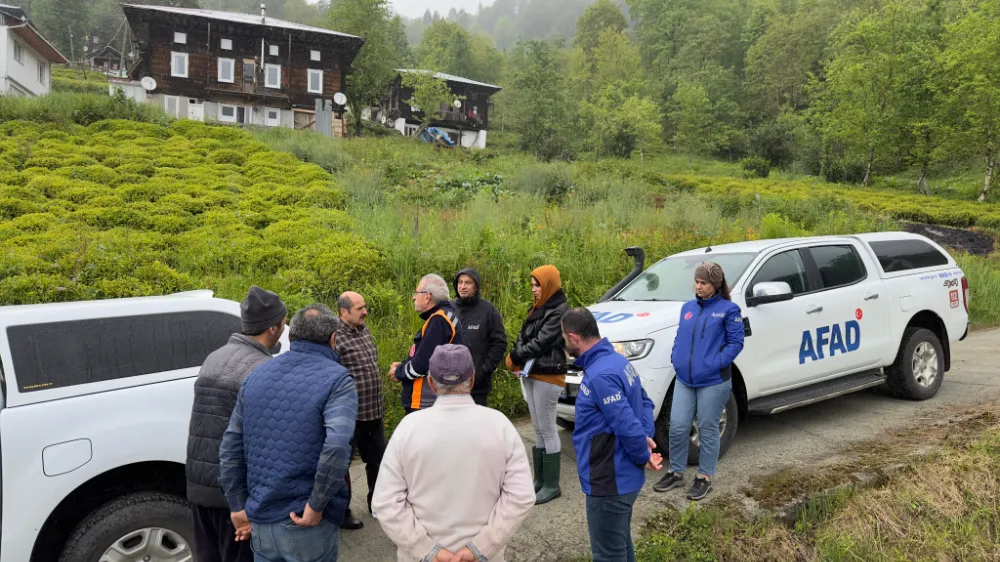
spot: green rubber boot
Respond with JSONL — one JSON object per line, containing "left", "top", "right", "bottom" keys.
{"left": 532, "top": 447, "right": 545, "bottom": 493}
{"left": 535, "top": 452, "right": 562, "bottom": 504}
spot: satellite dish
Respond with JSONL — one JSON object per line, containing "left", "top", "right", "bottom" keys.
{"left": 452, "top": 99, "right": 462, "bottom": 109}
{"left": 333, "top": 92, "right": 347, "bottom": 106}
{"left": 140, "top": 76, "right": 157, "bottom": 91}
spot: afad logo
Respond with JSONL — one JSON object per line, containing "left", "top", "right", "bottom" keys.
{"left": 799, "top": 320, "right": 861, "bottom": 364}
{"left": 684, "top": 311, "right": 694, "bottom": 321}
{"left": 592, "top": 311, "right": 635, "bottom": 324}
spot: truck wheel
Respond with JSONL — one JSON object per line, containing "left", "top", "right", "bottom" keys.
{"left": 886, "top": 327, "right": 944, "bottom": 400}
{"left": 654, "top": 388, "right": 739, "bottom": 466}
{"left": 59, "top": 492, "right": 194, "bottom": 562}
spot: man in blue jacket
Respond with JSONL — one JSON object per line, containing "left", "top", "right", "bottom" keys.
{"left": 220, "top": 304, "right": 358, "bottom": 562}
{"left": 562, "top": 307, "right": 662, "bottom": 562}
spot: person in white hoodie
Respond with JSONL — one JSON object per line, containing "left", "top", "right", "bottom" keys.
{"left": 373, "top": 344, "right": 535, "bottom": 562}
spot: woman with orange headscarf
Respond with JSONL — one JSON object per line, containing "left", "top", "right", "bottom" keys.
{"left": 506, "top": 265, "right": 568, "bottom": 505}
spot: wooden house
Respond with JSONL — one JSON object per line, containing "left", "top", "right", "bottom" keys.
{"left": 88, "top": 45, "right": 127, "bottom": 77}
{"left": 120, "top": 4, "right": 364, "bottom": 130}
{"left": 378, "top": 70, "right": 502, "bottom": 149}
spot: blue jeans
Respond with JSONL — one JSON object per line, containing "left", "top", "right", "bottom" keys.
{"left": 250, "top": 519, "right": 339, "bottom": 562}
{"left": 668, "top": 378, "right": 732, "bottom": 477}
{"left": 585, "top": 491, "right": 639, "bottom": 562}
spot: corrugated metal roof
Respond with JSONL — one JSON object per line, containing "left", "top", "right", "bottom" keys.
{"left": 122, "top": 4, "right": 361, "bottom": 40}
{"left": 397, "top": 69, "right": 502, "bottom": 91}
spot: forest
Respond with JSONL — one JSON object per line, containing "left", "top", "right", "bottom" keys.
{"left": 6, "top": 0, "right": 1000, "bottom": 201}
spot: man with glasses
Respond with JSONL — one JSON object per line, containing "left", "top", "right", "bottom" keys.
{"left": 389, "top": 274, "right": 466, "bottom": 415}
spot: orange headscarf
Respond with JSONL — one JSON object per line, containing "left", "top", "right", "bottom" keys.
{"left": 531, "top": 265, "right": 562, "bottom": 310}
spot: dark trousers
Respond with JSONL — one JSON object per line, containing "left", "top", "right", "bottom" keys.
{"left": 585, "top": 491, "right": 639, "bottom": 562}
{"left": 472, "top": 392, "right": 489, "bottom": 407}
{"left": 192, "top": 504, "right": 254, "bottom": 562}
{"left": 345, "top": 418, "right": 386, "bottom": 515}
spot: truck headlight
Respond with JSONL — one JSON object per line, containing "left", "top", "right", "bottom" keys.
{"left": 613, "top": 339, "right": 654, "bottom": 360}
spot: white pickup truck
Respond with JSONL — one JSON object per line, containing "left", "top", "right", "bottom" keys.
{"left": 0, "top": 291, "right": 287, "bottom": 562}
{"left": 558, "top": 232, "right": 970, "bottom": 463}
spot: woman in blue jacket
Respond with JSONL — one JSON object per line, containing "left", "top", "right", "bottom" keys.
{"left": 655, "top": 262, "right": 744, "bottom": 501}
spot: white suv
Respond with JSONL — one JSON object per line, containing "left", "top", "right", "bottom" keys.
{"left": 0, "top": 291, "right": 288, "bottom": 562}
{"left": 558, "top": 232, "right": 970, "bottom": 463}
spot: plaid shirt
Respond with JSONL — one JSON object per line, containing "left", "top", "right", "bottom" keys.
{"left": 335, "top": 323, "right": 384, "bottom": 421}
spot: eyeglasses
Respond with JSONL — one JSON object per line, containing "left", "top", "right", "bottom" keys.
{"left": 412, "top": 291, "right": 429, "bottom": 298}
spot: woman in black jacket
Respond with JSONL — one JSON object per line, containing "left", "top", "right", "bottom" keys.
{"left": 506, "top": 264, "right": 568, "bottom": 504}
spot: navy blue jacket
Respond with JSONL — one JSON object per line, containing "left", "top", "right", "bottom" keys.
{"left": 572, "top": 339, "right": 656, "bottom": 497}
{"left": 671, "top": 294, "right": 745, "bottom": 388}
{"left": 219, "top": 341, "right": 358, "bottom": 525}
{"left": 397, "top": 302, "right": 465, "bottom": 411}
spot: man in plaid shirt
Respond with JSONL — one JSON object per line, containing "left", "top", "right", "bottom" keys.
{"left": 335, "top": 291, "right": 385, "bottom": 530}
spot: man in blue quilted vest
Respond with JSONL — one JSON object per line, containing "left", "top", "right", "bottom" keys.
{"left": 219, "top": 303, "right": 358, "bottom": 562}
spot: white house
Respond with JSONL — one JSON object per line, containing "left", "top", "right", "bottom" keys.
{"left": 0, "top": 4, "right": 67, "bottom": 97}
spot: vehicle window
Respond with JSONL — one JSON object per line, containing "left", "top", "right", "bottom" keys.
{"left": 613, "top": 252, "right": 757, "bottom": 302}
{"left": 809, "top": 245, "right": 866, "bottom": 289}
{"left": 749, "top": 250, "right": 810, "bottom": 295}
{"left": 869, "top": 239, "right": 949, "bottom": 272}
{"left": 7, "top": 311, "right": 240, "bottom": 393}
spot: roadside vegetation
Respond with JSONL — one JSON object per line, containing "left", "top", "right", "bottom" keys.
{"left": 634, "top": 407, "right": 1000, "bottom": 561}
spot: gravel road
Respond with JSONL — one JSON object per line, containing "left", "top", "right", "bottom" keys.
{"left": 341, "top": 328, "right": 1000, "bottom": 561}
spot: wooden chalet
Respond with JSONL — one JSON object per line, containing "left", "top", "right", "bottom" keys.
{"left": 88, "top": 45, "right": 126, "bottom": 77}
{"left": 378, "top": 70, "right": 502, "bottom": 149}
{"left": 120, "top": 4, "right": 364, "bottom": 131}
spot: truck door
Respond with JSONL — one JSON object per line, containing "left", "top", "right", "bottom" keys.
{"left": 799, "top": 243, "right": 891, "bottom": 376}
{"left": 743, "top": 248, "right": 826, "bottom": 393}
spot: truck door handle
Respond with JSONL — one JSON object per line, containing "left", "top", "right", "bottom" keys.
{"left": 806, "top": 306, "right": 823, "bottom": 314}
{"left": 864, "top": 293, "right": 879, "bottom": 301}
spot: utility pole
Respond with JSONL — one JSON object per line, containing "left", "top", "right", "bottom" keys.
{"left": 68, "top": 26, "right": 78, "bottom": 78}
{"left": 118, "top": 17, "right": 128, "bottom": 78}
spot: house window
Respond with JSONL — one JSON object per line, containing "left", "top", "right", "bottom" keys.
{"left": 265, "top": 108, "right": 280, "bottom": 127}
{"left": 219, "top": 104, "right": 237, "bottom": 123}
{"left": 265, "top": 64, "right": 281, "bottom": 89}
{"left": 269, "top": 44, "right": 279, "bottom": 57}
{"left": 311, "top": 50, "right": 321, "bottom": 61}
{"left": 37, "top": 62, "right": 45, "bottom": 85}
{"left": 219, "top": 105, "right": 251, "bottom": 124}
{"left": 174, "top": 32, "right": 187, "bottom": 44}
{"left": 308, "top": 69, "right": 323, "bottom": 94}
{"left": 171, "top": 52, "right": 189, "bottom": 78}
{"left": 218, "top": 58, "right": 235, "bottom": 83}
{"left": 164, "top": 96, "right": 181, "bottom": 118}
{"left": 221, "top": 38, "right": 233, "bottom": 50}
{"left": 243, "top": 60, "right": 256, "bottom": 83}
{"left": 13, "top": 42, "right": 23, "bottom": 64}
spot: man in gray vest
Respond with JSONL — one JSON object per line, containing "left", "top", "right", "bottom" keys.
{"left": 185, "top": 286, "right": 287, "bottom": 562}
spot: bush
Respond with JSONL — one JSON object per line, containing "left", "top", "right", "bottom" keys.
{"left": 510, "top": 162, "right": 574, "bottom": 203}
{"left": 740, "top": 156, "right": 772, "bottom": 179}
{"left": 208, "top": 149, "right": 246, "bottom": 166}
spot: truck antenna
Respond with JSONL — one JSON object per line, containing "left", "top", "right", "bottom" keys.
{"left": 706, "top": 215, "right": 721, "bottom": 253}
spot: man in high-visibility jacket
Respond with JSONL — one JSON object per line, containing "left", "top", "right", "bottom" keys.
{"left": 390, "top": 274, "right": 466, "bottom": 414}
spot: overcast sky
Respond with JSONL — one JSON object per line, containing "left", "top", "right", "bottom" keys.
{"left": 388, "top": 0, "right": 495, "bottom": 19}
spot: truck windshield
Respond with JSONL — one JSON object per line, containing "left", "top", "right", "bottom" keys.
{"left": 612, "top": 252, "right": 758, "bottom": 302}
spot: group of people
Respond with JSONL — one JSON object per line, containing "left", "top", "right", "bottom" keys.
{"left": 184, "top": 260, "right": 744, "bottom": 562}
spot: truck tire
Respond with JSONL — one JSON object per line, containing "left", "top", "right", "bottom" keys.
{"left": 59, "top": 492, "right": 194, "bottom": 562}
{"left": 886, "top": 327, "right": 945, "bottom": 401}
{"left": 654, "top": 388, "right": 739, "bottom": 466}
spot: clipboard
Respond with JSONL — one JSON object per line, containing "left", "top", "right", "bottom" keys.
{"left": 519, "top": 358, "right": 536, "bottom": 378}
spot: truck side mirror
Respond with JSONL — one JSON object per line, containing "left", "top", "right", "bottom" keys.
{"left": 746, "top": 281, "right": 794, "bottom": 307}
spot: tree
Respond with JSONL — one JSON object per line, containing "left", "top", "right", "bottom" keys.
{"left": 671, "top": 80, "right": 720, "bottom": 166}
{"left": 31, "top": 0, "right": 91, "bottom": 58}
{"left": 416, "top": 20, "right": 502, "bottom": 83}
{"left": 581, "top": 84, "right": 664, "bottom": 159}
{"left": 504, "top": 40, "right": 574, "bottom": 160}
{"left": 326, "top": 0, "right": 409, "bottom": 135}
{"left": 937, "top": 0, "right": 1000, "bottom": 201}
{"left": 574, "top": 0, "right": 627, "bottom": 62}
{"left": 402, "top": 71, "right": 459, "bottom": 126}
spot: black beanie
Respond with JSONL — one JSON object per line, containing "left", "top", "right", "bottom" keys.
{"left": 241, "top": 286, "right": 287, "bottom": 333}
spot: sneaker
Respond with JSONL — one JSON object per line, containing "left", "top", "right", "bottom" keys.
{"left": 653, "top": 471, "right": 685, "bottom": 492}
{"left": 687, "top": 476, "right": 712, "bottom": 501}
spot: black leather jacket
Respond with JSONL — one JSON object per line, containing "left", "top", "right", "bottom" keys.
{"left": 511, "top": 290, "right": 569, "bottom": 375}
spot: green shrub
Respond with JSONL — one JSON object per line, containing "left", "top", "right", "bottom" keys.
{"left": 208, "top": 149, "right": 246, "bottom": 166}
{"left": 740, "top": 156, "right": 772, "bottom": 179}
{"left": 301, "top": 183, "right": 348, "bottom": 210}
{"left": 510, "top": 162, "right": 575, "bottom": 203}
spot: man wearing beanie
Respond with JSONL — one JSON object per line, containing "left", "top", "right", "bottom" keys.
{"left": 373, "top": 345, "right": 535, "bottom": 562}
{"left": 186, "top": 286, "right": 287, "bottom": 562}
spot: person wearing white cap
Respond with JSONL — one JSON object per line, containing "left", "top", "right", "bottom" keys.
{"left": 373, "top": 344, "right": 535, "bottom": 562}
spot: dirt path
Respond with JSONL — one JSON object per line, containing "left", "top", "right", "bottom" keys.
{"left": 341, "top": 329, "right": 1000, "bottom": 562}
